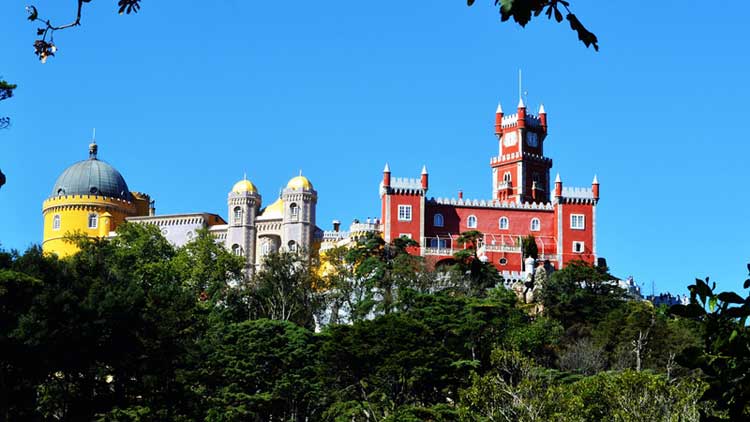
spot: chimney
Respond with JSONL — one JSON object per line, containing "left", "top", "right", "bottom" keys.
{"left": 421, "top": 165, "right": 428, "bottom": 190}
{"left": 149, "top": 200, "right": 156, "bottom": 216}
{"left": 332, "top": 220, "right": 341, "bottom": 232}
{"left": 539, "top": 103, "right": 547, "bottom": 132}
{"left": 458, "top": 190, "right": 463, "bottom": 199}
{"left": 495, "top": 102, "right": 503, "bottom": 135}
{"left": 554, "top": 173, "right": 562, "bottom": 198}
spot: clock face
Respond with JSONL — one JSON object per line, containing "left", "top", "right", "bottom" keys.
{"left": 526, "top": 132, "right": 538, "bottom": 147}
{"left": 503, "top": 131, "right": 518, "bottom": 147}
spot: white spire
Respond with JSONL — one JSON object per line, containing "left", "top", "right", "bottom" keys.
{"left": 592, "top": 174, "right": 599, "bottom": 184}
{"left": 496, "top": 102, "right": 503, "bottom": 114}
{"left": 539, "top": 103, "right": 545, "bottom": 114}
{"left": 383, "top": 163, "right": 390, "bottom": 172}
{"left": 555, "top": 173, "right": 561, "bottom": 183}
{"left": 518, "top": 96, "right": 525, "bottom": 108}
{"left": 421, "top": 165, "right": 427, "bottom": 175}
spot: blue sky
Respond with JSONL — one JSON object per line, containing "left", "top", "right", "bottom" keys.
{"left": 1, "top": 1, "right": 749, "bottom": 294}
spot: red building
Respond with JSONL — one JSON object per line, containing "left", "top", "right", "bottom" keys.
{"left": 379, "top": 98, "right": 600, "bottom": 275}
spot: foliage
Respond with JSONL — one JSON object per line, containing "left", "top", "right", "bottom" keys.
{"left": 0, "top": 79, "right": 15, "bottom": 130}
{"left": 670, "top": 268, "right": 750, "bottom": 420}
{"left": 450, "top": 231, "right": 504, "bottom": 296}
{"left": 521, "top": 234, "right": 539, "bottom": 260}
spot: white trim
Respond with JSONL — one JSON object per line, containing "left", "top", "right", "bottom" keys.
{"left": 467, "top": 215, "right": 477, "bottom": 229}
{"left": 397, "top": 204, "right": 412, "bottom": 221}
{"left": 592, "top": 205, "right": 597, "bottom": 262}
{"left": 530, "top": 217, "right": 541, "bottom": 231}
{"left": 52, "top": 214, "right": 61, "bottom": 231}
{"left": 87, "top": 213, "right": 98, "bottom": 229}
{"left": 573, "top": 241, "right": 585, "bottom": 254}
{"left": 398, "top": 233, "right": 412, "bottom": 239}
{"left": 571, "top": 214, "right": 585, "bottom": 230}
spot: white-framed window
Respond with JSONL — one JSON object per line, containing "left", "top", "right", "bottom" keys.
{"left": 571, "top": 214, "right": 585, "bottom": 230}
{"left": 398, "top": 233, "right": 412, "bottom": 239}
{"left": 467, "top": 215, "right": 477, "bottom": 228}
{"left": 573, "top": 241, "right": 585, "bottom": 253}
{"left": 398, "top": 205, "right": 412, "bottom": 221}
{"left": 231, "top": 244, "right": 242, "bottom": 256}
{"left": 433, "top": 213, "right": 444, "bottom": 227}
{"left": 499, "top": 257, "right": 508, "bottom": 265}
{"left": 233, "top": 206, "right": 243, "bottom": 224}
{"left": 499, "top": 216, "right": 509, "bottom": 230}
{"left": 261, "top": 241, "right": 272, "bottom": 256}
{"left": 288, "top": 240, "right": 298, "bottom": 252}
{"left": 530, "top": 218, "right": 540, "bottom": 231}
{"left": 290, "top": 203, "right": 299, "bottom": 221}
{"left": 503, "top": 172, "right": 512, "bottom": 183}
{"left": 87, "top": 213, "right": 98, "bottom": 229}
{"left": 52, "top": 214, "right": 61, "bottom": 231}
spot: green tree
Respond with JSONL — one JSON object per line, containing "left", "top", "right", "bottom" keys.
{"left": 521, "top": 234, "right": 539, "bottom": 260}
{"left": 671, "top": 269, "right": 750, "bottom": 421}
{"left": 451, "top": 230, "right": 503, "bottom": 296}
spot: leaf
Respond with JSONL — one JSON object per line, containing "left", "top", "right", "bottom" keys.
{"left": 554, "top": 7, "right": 563, "bottom": 23}
{"left": 670, "top": 303, "right": 706, "bottom": 318}
{"left": 709, "top": 296, "right": 717, "bottom": 312}
{"left": 566, "top": 13, "right": 599, "bottom": 51}
{"left": 27, "top": 5, "right": 38, "bottom": 21}
{"left": 718, "top": 292, "right": 745, "bottom": 304}
{"left": 36, "top": 28, "right": 45, "bottom": 36}
{"left": 467, "top": 0, "right": 475, "bottom": 5}
{"left": 744, "top": 278, "right": 749, "bottom": 289}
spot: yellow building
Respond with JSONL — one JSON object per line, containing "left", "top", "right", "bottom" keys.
{"left": 42, "top": 142, "right": 151, "bottom": 257}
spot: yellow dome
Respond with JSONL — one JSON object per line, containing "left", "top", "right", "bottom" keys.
{"left": 260, "top": 197, "right": 284, "bottom": 218}
{"left": 286, "top": 175, "right": 313, "bottom": 190}
{"left": 232, "top": 179, "right": 258, "bottom": 194}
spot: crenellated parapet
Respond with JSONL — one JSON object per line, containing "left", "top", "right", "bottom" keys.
{"left": 43, "top": 194, "right": 138, "bottom": 214}
{"left": 429, "top": 197, "right": 554, "bottom": 211}
{"left": 491, "top": 151, "right": 553, "bottom": 166}
{"left": 556, "top": 186, "right": 598, "bottom": 205}
{"left": 381, "top": 177, "right": 425, "bottom": 196}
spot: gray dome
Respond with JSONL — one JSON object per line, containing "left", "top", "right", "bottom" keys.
{"left": 51, "top": 158, "right": 131, "bottom": 201}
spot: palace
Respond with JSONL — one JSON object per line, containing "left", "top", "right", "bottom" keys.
{"left": 375, "top": 97, "right": 599, "bottom": 276}
{"left": 42, "top": 142, "right": 320, "bottom": 275}
{"left": 43, "top": 96, "right": 601, "bottom": 277}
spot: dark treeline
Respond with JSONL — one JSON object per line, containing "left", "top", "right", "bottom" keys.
{"left": 1, "top": 223, "right": 748, "bottom": 421}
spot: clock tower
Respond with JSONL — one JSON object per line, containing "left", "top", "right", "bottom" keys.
{"left": 491, "top": 98, "right": 552, "bottom": 203}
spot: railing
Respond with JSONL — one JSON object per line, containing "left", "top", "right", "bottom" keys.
{"left": 423, "top": 247, "right": 454, "bottom": 256}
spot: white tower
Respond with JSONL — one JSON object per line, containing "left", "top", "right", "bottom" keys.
{"left": 281, "top": 174, "right": 317, "bottom": 255}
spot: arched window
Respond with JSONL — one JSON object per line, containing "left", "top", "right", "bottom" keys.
{"left": 503, "top": 172, "right": 512, "bottom": 183}
{"left": 467, "top": 215, "right": 477, "bottom": 229}
{"left": 498, "top": 216, "right": 509, "bottom": 230}
{"left": 233, "top": 206, "right": 243, "bottom": 224}
{"left": 262, "top": 241, "right": 272, "bottom": 256}
{"left": 52, "top": 214, "right": 61, "bottom": 230}
{"left": 290, "top": 203, "right": 299, "bottom": 221}
{"left": 88, "top": 213, "right": 98, "bottom": 229}
{"left": 530, "top": 218, "right": 540, "bottom": 231}
{"left": 433, "top": 213, "right": 444, "bottom": 227}
{"left": 231, "top": 244, "right": 242, "bottom": 256}
{"left": 288, "top": 240, "right": 297, "bottom": 252}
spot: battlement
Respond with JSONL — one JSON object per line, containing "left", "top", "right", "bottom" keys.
{"left": 429, "top": 197, "right": 554, "bottom": 210}
{"left": 499, "top": 113, "right": 543, "bottom": 129}
{"left": 383, "top": 176, "right": 425, "bottom": 195}
{"left": 43, "top": 194, "right": 137, "bottom": 212}
{"left": 491, "top": 152, "right": 552, "bottom": 165}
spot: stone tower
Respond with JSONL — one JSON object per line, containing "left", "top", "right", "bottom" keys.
{"left": 226, "top": 178, "right": 261, "bottom": 274}
{"left": 281, "top": 175, "right": 317, "bottom": 254}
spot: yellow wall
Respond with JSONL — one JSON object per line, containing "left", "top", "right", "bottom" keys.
{"left": 42, "top": 194, "right": 147, "bottom": 257}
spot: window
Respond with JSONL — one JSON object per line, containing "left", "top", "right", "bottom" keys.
{"left": 398, "top": 205, "right": 412, "bottom": 221}
{"left": 571, "top": 214, "right": 585, "bottom": 230}
{"left": 429, "top": 238, "right": 449, "bottom": 249}
{"left": 399, "top": 233, "right": 412, "bottom": 239}
{"left": 433, "top": 213, "right": 444, "bottom": 227}
{"left": 262, "top": 241, "right": 272, "bottom": 256}
{"left": 87, "top": 213, "right": 98, "bottom": 229}
{"left": 288, "top": 240, "right": 298, "bottom": 252}
{"left": 499, "top": 257, "right": 508, "bottom": 265}
{"left": 499, "top": 216, "right": 509, "bottom": 230}
{"left": 233, "top": 206, "right": 243, "bottom": 224}
{"left": 573, "top": 241, "right": 585, "bottom": 253}
{"left": 467, "top": 215, "right": 477, "bottom": 228}
{"left": 530, "top": 218, "right": 540, "bottom": 231}
{"left": 503, "top": 172, "right": 511, "bottom": 183}
{"left": 290, "top": 203, "right": 299, "bottom": 221}
{"left": 231, "top": 244, "right": 242, "bottom": 256}
{"left": 52, "top": 214, "right": 61, "bottom": 230}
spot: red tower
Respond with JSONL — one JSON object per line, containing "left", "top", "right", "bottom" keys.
{"left": 491, "top": 99, "right": 551, "bottom": 203}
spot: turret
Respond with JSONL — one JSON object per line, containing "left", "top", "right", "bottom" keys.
{"left": 494, "top": 102, "right": 503, "bottom": 134}
{"left": 227, "top": 177, "right": 261, "bottom": 274}
{"left": 421, "top": 165, "right": 428, "bottom": 190}
{"left": 539, "top": 103, "right": 547, "bottom": 131}
{"left": 383, "top": 163, "right": 391, "bottom": 188}
{"left": 554, "top": 173, "right": 562, "bottom": 198}
{"left": 592, "top": 175, "right": 599, "bottom": 201}
{"left": 517, "top": 97, "right": 526, "bottom": 129}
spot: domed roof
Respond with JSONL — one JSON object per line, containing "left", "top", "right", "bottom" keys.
{"left": 51, "top": 144, "right": 131, "bottom": 201}
{"left": 232, "top": 178, "right": 258, "bottom": 194}
{"left": 259, "top": 197, "right": 284, "bottom": 218}
{"left": 286, "top": 175, "right": 313, "bottom": 190}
